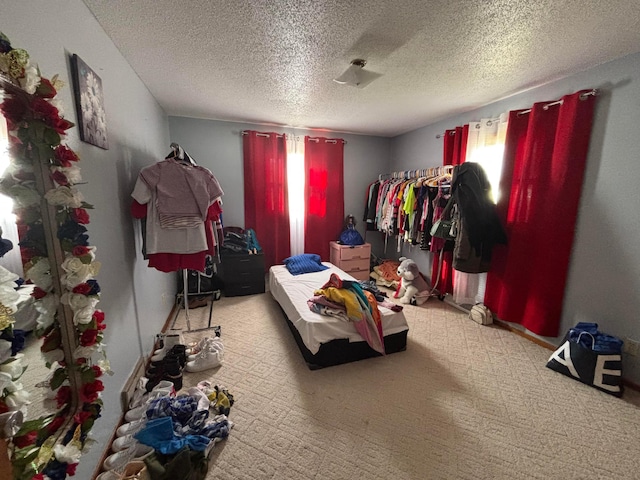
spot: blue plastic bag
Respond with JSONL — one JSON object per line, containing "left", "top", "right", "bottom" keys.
{"left": 339, "top": 225, "right": 364, "bottom": 246}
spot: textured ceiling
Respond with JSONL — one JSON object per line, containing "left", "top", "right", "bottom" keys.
{"left": 82, "top": 0, "right": 640, "bottom": 137}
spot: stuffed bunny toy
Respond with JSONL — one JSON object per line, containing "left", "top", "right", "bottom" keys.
{"left": 394, "top": 257, "right": 430, "bottom": 305}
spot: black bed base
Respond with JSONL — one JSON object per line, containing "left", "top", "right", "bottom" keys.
{"left": 279, "top": 307, "right": 408, "bottom": 370}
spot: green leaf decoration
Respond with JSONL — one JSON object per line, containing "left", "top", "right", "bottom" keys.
{"left": 50, "top": 367, "right": 68, "bottom": 390}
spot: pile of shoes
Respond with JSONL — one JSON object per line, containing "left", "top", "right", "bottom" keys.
{"left": 147, "top": 330, "right": 187, "bottom": 391}
{"left": 99, "top": 377, "right": 235, "bottom": 480}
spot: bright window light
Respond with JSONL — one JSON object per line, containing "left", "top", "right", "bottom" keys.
{"left": 467, "top": 144, "right": 505, "bottom": 204}
{"left": 0, "top": 114, "right": 9, "bottom": 178}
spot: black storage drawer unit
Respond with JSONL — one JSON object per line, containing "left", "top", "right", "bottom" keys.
{"left": 220, "top": 252, "right": 265, "bottom": 296}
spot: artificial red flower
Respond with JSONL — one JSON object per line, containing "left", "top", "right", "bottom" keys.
{"left": 56, "top": 385, "right": 72, "bottom": 408}
{"left": 93, "top": 310, "right": 106, "bottom": 331}
{"left": 91, "top": 365, "right": 103, "bottom": 378}
{"left": 80, "top": 329, "right": 99, "bottom": 346}
{"left": 66, "top": 463, "right": 78, "bottom": 476}
{"left": 71, "top": 208, "right": 90, "bottom": 225}
{"left": 80, "top": 380, "right": 104, "bottom": 403}
{"left": 30, "top": 96, "right": 59, "bottom": 122}
{"left": 47, "top": 414, "right": 66, "bottom": 435}
{"left": 50, "top": 116, "right": 74, "bottom": 134}
{"left": 0, "top": 400, "right": 10, "bottom": 414}
{"left": 72, "top": 283, "right": 92, "bottom": 295}
{"left": 33, "top": 474, "right": 45, "bottom": 480}
{"left": 0, "top": 97, "right": 27, "bottom": 124}
{"left": 73, "top": 410, "right": 92, "bottom": 425}
{"left": 35, "top": 77, "right": 57, "bottom": 99}
{"left": 54, "top": 144, "right": 80, "bottom": 167}
{"left": 12, "top": 431, "right": 38, "bottom": 448}
{"left": 31, "top": 286, "right": 47, "bottom": 299}
{"left": 51, "top": 170, "right": 69, "bottom": 186}
{"left": 72, "top": 245, "right": 91, "bottom": 257}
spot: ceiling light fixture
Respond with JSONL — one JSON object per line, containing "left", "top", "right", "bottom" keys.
{"left": 333, "top": 59, "right": 381, "bottom": 88}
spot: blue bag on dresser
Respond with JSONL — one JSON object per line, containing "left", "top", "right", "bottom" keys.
{"left": 546, "top": 322, "right": 624, "bottom": 397}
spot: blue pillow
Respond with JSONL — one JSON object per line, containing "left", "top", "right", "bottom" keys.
{"left": 283, "top": 253, "right": 329, "bottom": 275}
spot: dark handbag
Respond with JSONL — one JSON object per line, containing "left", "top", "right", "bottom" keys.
{"left": 430, "top": 218, "right": 455, "bottom": 240}
{"left": 546, "top": 325, "right": 623, "bottom": 397}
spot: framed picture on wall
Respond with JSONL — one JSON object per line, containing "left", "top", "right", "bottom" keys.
{"left": 70, "top": 54, "right": 108, "bottom": 149}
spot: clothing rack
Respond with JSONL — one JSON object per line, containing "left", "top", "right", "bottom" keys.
{"left": 170, "top": 269, "right": 218, "bottom": 333}
{"left": 378, "top": 165, "right": 453, "bottom": 182}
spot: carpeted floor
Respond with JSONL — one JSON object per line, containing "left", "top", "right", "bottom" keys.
{"left": 172, "top": 290, "right": 640, "bottom": 480}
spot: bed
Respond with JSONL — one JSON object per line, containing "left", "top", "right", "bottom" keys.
{"left": 268, "top": 262, "right": 409, "bottom": 369}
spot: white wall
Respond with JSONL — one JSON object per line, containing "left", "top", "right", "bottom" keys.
{"left": 1, "top": 1, "right": 173, "bottom": 477}
{"left": 390, "top": 51, "right": 640, "bottom": 386}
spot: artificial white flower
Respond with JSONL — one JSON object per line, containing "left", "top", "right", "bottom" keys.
{"left": 73, "top": 344, "right": 98, "bottom": 360}
{"left": 18, "top": 60, "right": 40, "bottom": 94}
{"left": 0, "top": 353, "right": 25, "bottom": 380}
{"left": 62, "top": 292, "right": 100, "bottom": 324}
{"left": 8, "top": 184, "right": 40, "bottom": 208}
{"left": 0, "top": 371, "right": 11, "bottom": 394}
{"left": 61, "top": 257, "right": 101, "bottom": 289}
{"left": 42, "top": 348, "right": 65, "bottom": 365}
{"left": 4, "top": 383, "right": 31, "bottom": 410}
{"left": 98, "top": 358, "right": 113, "bottom": 376}
{"left": 35, "top": 293, "right": 59, "bottom": 331}
{"left": 0, "top": 340, "right": 11, "bottom": 365}
{"left": 44, "top": 186, "right": 84, "bottom": 208}
{"left": 53, "top": 442, "right": 82, "bottom": 464}
{"left": 51, "top": 165, "right": 82, "bottom": 185}
{"left": 0, "top": 266, "right": 20, "bottom": 313}
{"left": 25, "top": 258, "right": 53, "bottom": 292}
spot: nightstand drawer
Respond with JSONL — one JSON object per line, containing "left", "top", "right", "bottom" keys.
{"left": 225, "top": 281, "right": 265, "bottom": 297}
{"left": 340, "top": 245, "right": 370, "bottom": 261}
{"left": 220, "top": 252, "right": 265, "bottom": 297}
{"left": 340, "top": 258, "right": 369, "bottom": 273}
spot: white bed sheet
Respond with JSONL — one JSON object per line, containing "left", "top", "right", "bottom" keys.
{"left": 268, "top": 262, "right": 409, "bottom": 355}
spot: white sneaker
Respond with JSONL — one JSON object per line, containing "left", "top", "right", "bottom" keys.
{"left": 124, "top": 389, "right": 172, "bottom": 423}
{"left": 187, "top": 337, "right": 223, "bottom": 361}
{"left": 112, "top": 433, "right": 138, "bottom": 452}
{"left": 185, "top": 345, "right": 223, "bottom": 372}
{"left": 103, "top": 443, "right": 154, "bottom": 471}
{"left": 116, "top": 418, "right": 147, "bottom": 438}
{"left": 129, "top": 380, "right": 174, "bottom": 409}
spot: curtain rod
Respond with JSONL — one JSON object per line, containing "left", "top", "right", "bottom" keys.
{"left": 434, "top": 89, "right": 599, "bottom": 137}
{"left": 516, "top": 88, "right": 598, "bottom": 116}
{"left": 240, "top": 130, "right": 347, "bottom": 144}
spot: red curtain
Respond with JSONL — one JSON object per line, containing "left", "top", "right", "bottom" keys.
{"left": 243, "top": 131, "right": 290, "bottom": 269}
{"left": 432, "top": 126, "right": 467, "bottom": 294}
{"left": 485, "top": 91, "right": 597, "bottom": 336}
{"left": 304, "top": 137, "right": 344, "bottom": 261}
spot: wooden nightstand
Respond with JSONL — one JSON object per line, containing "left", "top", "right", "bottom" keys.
{"left": 219, "top": 251, "right": 265, "bottom": 296}
{"left": 329, "top": 242, "right": 371, "bottom": 281}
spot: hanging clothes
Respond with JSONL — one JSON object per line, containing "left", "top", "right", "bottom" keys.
{"left": 131, "top": 154, "right": 224, "bottom": 273}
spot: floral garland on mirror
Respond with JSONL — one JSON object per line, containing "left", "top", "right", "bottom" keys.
{"left": 0, "top": 31, "right": 110, "bottom": 480}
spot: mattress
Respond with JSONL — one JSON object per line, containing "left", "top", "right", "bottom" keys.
{"left": 268, "top": 262, "right": 409, "bottom": 355}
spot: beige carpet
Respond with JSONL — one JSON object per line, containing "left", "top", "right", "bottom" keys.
{"left": 172, "top": 290, "right": 640, "bottom": 480}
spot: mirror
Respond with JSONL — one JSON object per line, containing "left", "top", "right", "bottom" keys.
{"left": 0, "top": 32, "right": 108, "bottom": 480}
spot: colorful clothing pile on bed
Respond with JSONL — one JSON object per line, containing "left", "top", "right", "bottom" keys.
{"left": 308, "top": 273, "right": 386, "bottom": 354}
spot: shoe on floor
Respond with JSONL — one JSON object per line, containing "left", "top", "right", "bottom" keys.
{"left": 103, "top": 443, "right": 154, "bottom": 471}
{"left": 116, "top": 418, "right": 147, "bottom": 438}
{"left": 185, "top": 346, "right": 223, "bottom": 372}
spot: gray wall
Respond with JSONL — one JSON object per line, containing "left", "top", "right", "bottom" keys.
{"left": 390, "top": 51, "right": 640, "bottom": 385}
{"left": 1, "top": 2, "right": 173, "bottom": 477}
{"left": 167, "top": 117, "right": 392, "bottom": 251}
